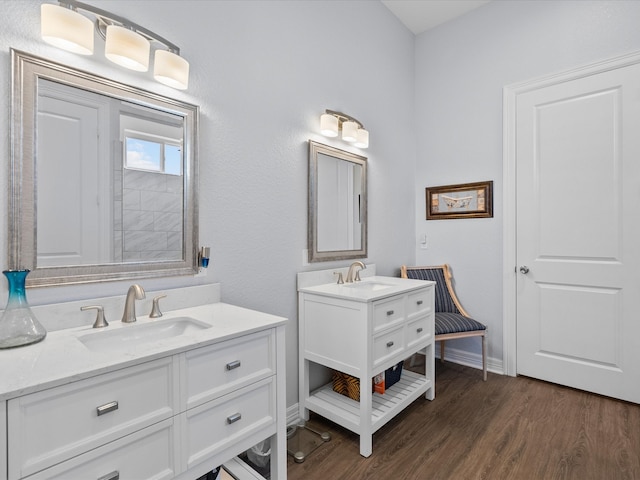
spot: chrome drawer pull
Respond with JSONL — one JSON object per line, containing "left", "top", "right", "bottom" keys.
{"left": 226, "top": 360, "right": 241, "bottom": 370}
{"left": 417, "top": 300, "right": 423, "bottom": 305}
{"left": 417, "top": 327, "right": 423, "bottom": 333}
{"left": 386, "top": 310, "right": 394, "bottom": 316}
{"left": 386, "top": 341, "right": 394, "bottom": 348}
{"left": 96, "top": 401, "right": 118, "bottom": 416}
{"left": 98, "top": 471, "right": 119, "bottom": 480}
{"left": 227, "top": 412, "right": 242, "bottom": 424}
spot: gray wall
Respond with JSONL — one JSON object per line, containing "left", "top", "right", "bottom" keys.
{"left": 0, "top": 0, "right": 416, "bottom": 408}
{"left": 414, "top": 0, "right": 640, "bottom": 368}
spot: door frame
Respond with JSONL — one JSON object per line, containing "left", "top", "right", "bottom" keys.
{"left": 502, "top": 50, "right": 640, "bottom": 377}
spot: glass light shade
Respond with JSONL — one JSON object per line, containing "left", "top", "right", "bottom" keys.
{"left": 41, "top": 4, "right": 94, "bottom": 55}
{"left": 154, "top": 50, "right": 190, "bottom": 90}
{"left": 342, "top": 121, "right": 358, "bottom": 142}
{"left": 320, "top": 114, "right": 339, "bottom": 137}
{"left": 105, "top": 25, "right": 150, "bottom": 72}
{"left": 354, "top": 128, "right": 369, "bottom": 148}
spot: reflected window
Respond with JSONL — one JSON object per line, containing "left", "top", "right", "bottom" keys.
{"left": 125, "top": 133, "right": 182, "bottom": 175}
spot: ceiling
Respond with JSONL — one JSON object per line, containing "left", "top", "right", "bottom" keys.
{"left": 381, "top": 0, "right": 491, "bottom": 35}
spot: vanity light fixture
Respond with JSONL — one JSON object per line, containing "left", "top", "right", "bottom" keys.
{"left": 319, "top": 110, "right": 369, "bottom": 148}
{"left": 40, "top": 1, "right": 190, "bottom": 89}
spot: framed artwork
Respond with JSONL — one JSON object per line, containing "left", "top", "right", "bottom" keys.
{"left": 426, "top": 181, "right": 493, "bottom": 220}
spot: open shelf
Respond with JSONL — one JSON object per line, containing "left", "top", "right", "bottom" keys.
{"left": 304, "top": 369, "right": 431, "bottom": 434}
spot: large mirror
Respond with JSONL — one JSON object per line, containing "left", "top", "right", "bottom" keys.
{"left": 308, "top": 140, "right": 367, "bottom": 262}
{"left": 10, "top": 50, "right": 199, "bottom": 287}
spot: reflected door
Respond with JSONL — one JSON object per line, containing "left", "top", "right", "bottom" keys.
{"left": 37, "top": 88, "right": 110, "bottom": 266}
{"left": 317, "top": 153, "right": 362, "bottom": 252}
{"left": 516, "top": 62, "right": 640, "bottom": 403}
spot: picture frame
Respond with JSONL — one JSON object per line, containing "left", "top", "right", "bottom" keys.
{"left": 426, "top": 181, "right": 493, "bottom": 220}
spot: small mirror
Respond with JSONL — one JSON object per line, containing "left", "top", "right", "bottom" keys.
{"left": 10, "top": 50, "right": 199, "bottom": 287}
{"left": 308, "top": 141, "right": 367, "bottom": 262}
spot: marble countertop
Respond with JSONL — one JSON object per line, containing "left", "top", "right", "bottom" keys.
{"left": 0, "top": 302, "right": 287, "bottom": 401}
{"left": 298, "top": 275, "right": 433, "bottom": 302}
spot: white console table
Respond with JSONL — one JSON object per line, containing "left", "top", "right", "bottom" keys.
{"left": 298, "top": 268, "right": 435, "bottom": 457}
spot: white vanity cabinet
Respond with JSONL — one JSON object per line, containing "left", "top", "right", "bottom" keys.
{"left": 298, "top": 276, "right": 435, "bottom": 457}
{"left": 1, "top": 300, "right": 286, "bottom": 480}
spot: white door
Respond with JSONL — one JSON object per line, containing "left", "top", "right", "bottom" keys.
{"left": 515, "top": 61, "right": 640, "bottom": 403}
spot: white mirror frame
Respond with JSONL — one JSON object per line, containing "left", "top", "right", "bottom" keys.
{"left": 308, "top": 140, "right": 367, "bottom": 263}
{"left": 9, "top": 49, "right": 199, "bottom": 287}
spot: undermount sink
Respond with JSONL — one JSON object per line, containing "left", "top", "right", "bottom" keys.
{"left": 77, "top": 317, "right": 211, "bottom": 352}
{"left": 343, "top": 282, "right": 394, "bottom": 292}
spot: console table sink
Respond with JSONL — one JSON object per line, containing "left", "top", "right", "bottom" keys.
{"left": 297, "top": 269, "right": 435, "bottom": 457}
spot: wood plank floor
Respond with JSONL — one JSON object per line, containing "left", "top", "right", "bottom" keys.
{"left": 287, "top": 360, "right": 640, "bottom": 480}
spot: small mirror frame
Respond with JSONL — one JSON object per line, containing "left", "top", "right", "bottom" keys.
{"left": 308, "top": 140, "right": 367, "bottom": 263}
{"left": 10, "top": 50, "right": 199, "bottom": 287}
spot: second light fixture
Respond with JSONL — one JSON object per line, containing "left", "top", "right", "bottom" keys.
{"left": 320, "top": 110, "right": 369, "bottom": 148}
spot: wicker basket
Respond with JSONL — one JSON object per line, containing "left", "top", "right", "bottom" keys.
{"left": 332, "top": 371, "right": 361, "bottom": 401}
{"left": 332, "top": 361, "right": 404, "bottom": 401}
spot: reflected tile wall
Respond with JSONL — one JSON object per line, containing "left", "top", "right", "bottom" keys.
{"left": 121, "top": 169, "right": 184, "bottom": 260}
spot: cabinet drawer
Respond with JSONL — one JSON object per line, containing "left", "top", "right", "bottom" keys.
{"left": 407, "top": 314, "right": 433, "bottom": 350}
{"left": 8, "top": 357, "right": 177, "bottom": 479}
{"left": 24, "top": 418, "right": 178, "bottom": 480}
{"left": 183, "top": 329, "right": 275, "bottom": 409}
{"left": 407, "top": 288, "right": 433, "bottom": 318}
{"left": 182, "top": 377, "right": 276, "bottom": 471}
{"left": 372, "top": 297, "right": 404, "bottom": 332}
{"left": 373, "top": 326, "right": 405, "bottom": 367}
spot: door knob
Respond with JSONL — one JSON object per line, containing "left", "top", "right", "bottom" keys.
{"left": 519, "top": 266, "right": 530, "bottom": 274}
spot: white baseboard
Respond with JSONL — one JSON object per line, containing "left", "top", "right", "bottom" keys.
{"left": 433, "top": 344, "right": 503, "bottom": 376}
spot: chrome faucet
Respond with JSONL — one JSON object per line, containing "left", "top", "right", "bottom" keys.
{"left": 121, "top": 284, "right": 146, "bottom": 323}
{"left": 345, "top": 261, "right": 366, "bottom": 283}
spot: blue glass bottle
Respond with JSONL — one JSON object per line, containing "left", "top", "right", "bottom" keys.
{"left": 0, "top": 270, "right": 46, "bottom": 348}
